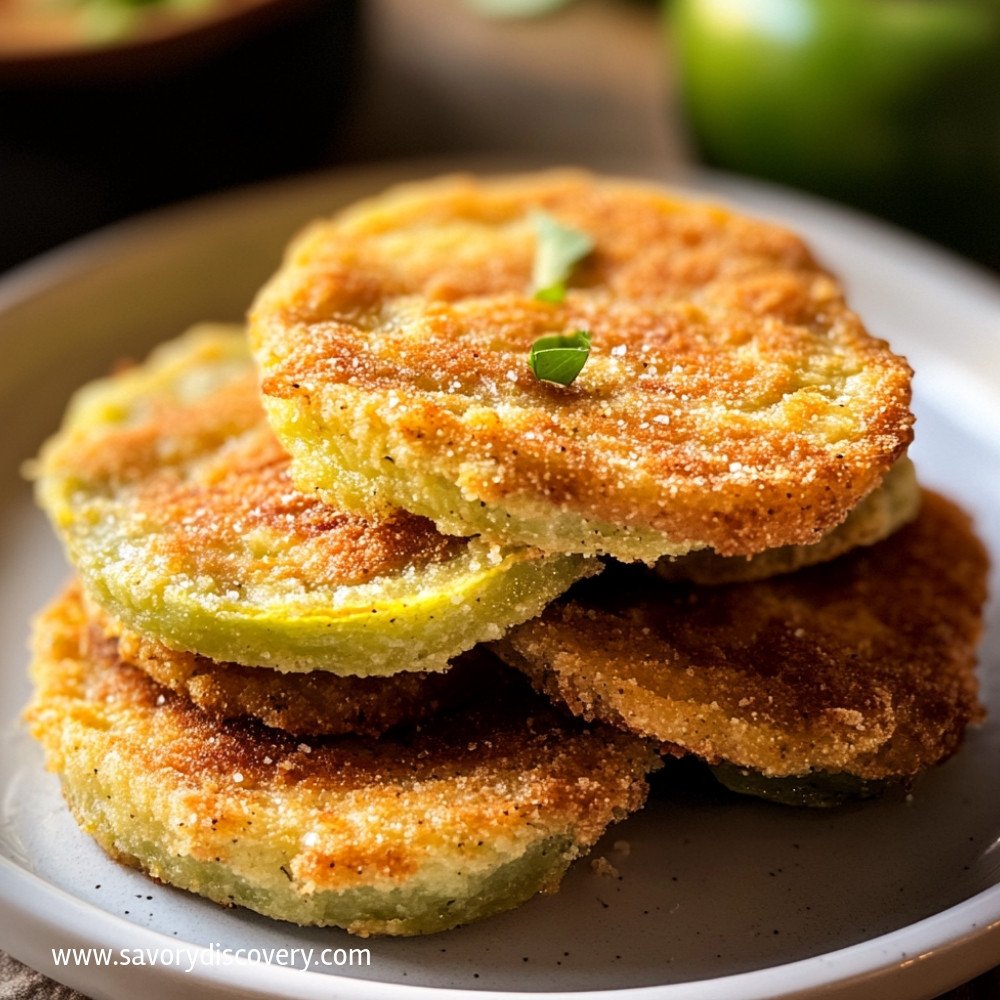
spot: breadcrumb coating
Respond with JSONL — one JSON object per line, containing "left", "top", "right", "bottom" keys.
{"left": 251, "top": 171, "right": 914, "bottom": 561}
{"left": 496, "top": 492, "right": 987, "bottom": 780}
{"left": 31, "top": 326, "right": 595, "bottom": 674}
{"left": 658, "top": 456, "right": 919, "bottom": 584}
{"left": 82, "top": 588, "right": 483, "bottom": 737}
{"left": 26, "top": 586, "right": 658, "bottom": 936}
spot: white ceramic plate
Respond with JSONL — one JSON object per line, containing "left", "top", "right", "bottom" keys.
{"left": 1, "top": 164, "right": 998, "bottom": 1000}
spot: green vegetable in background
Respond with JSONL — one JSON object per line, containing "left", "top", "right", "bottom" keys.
{"left": 669, "top": 0, "right": 1000, "bottom": 264}
{"left": 529, "top": 330, "right": 592, "bottom": 386}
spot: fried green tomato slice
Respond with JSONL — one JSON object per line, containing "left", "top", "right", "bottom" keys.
{"left": 26, "top": 587, "right": 659, "bottom": 936}
{"left": 31, "top": 326, "right": 595, "bottom": 675}
{"left": 495, "top": 491, "right": 988, "bottom": 787}
{"left": 657, "top": 456, "right": 919, "bottom": 584}
{"left": 250, "top": 170, "right": 914, "bottom": 563}
{"left": 80, "top": 588, "right": 481, "bottom": 737}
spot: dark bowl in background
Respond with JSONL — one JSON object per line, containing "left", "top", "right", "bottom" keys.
{"left": 0, "top": 0, "right": 360, "bottom": 273}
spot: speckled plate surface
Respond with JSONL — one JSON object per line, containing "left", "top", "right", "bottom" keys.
{"left": 1, "top": 162, "right": 998, "bottom": 1000}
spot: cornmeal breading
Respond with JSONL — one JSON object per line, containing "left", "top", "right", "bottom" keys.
{"left": 495, "top": 492, "right": 987, "bottom": 781}
{"left": 31, "top": 326, "right": 595, "bottom": 675}
{"left": 81, "top": 587, "right": 483, "bottom": 737}
{"left": 26, "top": 587, "right": 658, "bottom": 936}
{"left": 658, "top": 456, "right": 919, "bottom": 584}
{"left": 250, "top": 171, "right": 914, "bottom": 562}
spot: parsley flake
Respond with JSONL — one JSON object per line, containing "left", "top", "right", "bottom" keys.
{"left": 531, "top": 211, "right": 594, "bottom": 303}
{"left": 528, "top": 329, "right": 592, "bottom": 386}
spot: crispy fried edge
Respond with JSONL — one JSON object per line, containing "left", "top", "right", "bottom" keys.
{"left": 32, "top": 326, "right": 598, "bottom": 674}
{"left": 26, "top": 585, "right": 659, "bottom": 935}
{"left": 656, "top": 456, "right": 920, "bottom": 584}
{"left": 251, "top": 170, "right": 914, "bottom": 561}
{"left": 81, "top": 589, "right": 484, "bottom": 738}
{"left": 496, "top": 491, "right": 988, "bottom": 780}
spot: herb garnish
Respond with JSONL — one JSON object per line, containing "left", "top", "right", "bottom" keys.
{"left": 528, "top": 330, "right": 592, "bottom": 386}
{"left": 531, "top": 212, "right": 594, "bottom": 303}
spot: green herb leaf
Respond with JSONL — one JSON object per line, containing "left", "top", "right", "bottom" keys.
{"left": 531, "top": 211, "right": 594, "bottom": 303}
{"left": 528, "top": 329, "right": 592, "bottom": 386}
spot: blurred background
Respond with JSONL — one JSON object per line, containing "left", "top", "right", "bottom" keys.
{"left": 2, "top": 0, "right": 997, "bottom": 275}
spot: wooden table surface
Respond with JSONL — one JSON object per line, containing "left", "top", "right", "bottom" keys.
{"left": 1, "top": 1, "right": 997, "bottom": 997}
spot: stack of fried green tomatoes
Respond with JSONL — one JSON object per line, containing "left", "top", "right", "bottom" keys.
{"left": 27, "top": 172, "right": 989, "bottom": 937}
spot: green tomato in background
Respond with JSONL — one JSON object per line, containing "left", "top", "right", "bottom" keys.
{"left": 670, "top": 0, "right": 1000, "bottom": 264}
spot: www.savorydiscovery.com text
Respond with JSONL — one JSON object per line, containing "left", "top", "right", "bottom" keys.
{"left": 51, "top": 943, "right": 371, "bottom": 974}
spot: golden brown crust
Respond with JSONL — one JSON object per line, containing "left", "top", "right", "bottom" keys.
{"left": 34, "top": 329, "right": 594, "bottom": 675}
{"left": 26, "top": 584, "right": 658, "bottom": 933}
{"left": 80, "top": 592, "right": 482, "bottom": 738}
{"left": 74, "top": 371, "right": 465, "bottom": 589}
{"left": 496, "top": 491, "right": 988, "bottom": 779}
{"left": 251, "top": 171, "right": 914, "bottom": 557}
{"left": 657, "top": 456, "right": 920, "bottom": 584}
